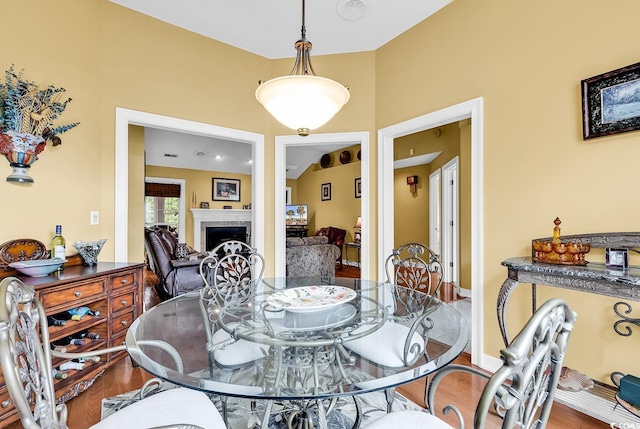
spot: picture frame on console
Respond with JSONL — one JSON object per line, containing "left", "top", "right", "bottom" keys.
{"left": 355, "top": 177, "right": 362, "bottom": 198}
{"left": 321, "top": 183, "right": 331, "bottom": 201}
{"left": 582, "top": 62, "right": 640, "bottom": 139}
{"left": 213, "top": 177, "right": 241, "bottom": 201}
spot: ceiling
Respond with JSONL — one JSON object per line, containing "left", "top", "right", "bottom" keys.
{"left": 118, "top": 0, "right": 454, "bottom": 178}
{"left": 109, "top": 0, "right": 452, "bottom": 59}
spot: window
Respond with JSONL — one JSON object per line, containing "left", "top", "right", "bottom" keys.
{"left": 145, "top": 182, "right": 181, "bottom": 232}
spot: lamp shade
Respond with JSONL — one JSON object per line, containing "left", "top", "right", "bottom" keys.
{"left": 354, "top": 216, "right": 362, "bottom": 229}
{"left": 255, "top": 75, "right": 350, "bottom": 136}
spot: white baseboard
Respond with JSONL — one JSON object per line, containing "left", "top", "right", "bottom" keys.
{"left": 457, "top": 287, "right": 471, "bottom": 298}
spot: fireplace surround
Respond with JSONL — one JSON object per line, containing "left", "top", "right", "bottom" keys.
{"left": 191, "top": 209, "right": 251, "bottom": 251}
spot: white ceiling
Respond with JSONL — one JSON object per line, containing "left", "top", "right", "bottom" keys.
{"left": 120, "top": 0, "right": 454, "bottom": 178}
{"left": 109, "top": 0, "right": 452, "bottom": 59}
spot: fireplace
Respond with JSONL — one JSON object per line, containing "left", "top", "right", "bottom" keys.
{"left": 206, "top": 226, "right": 248, "bottom": 250}
{"left": 191, "top": 209, "right": 252, "bottom": 251}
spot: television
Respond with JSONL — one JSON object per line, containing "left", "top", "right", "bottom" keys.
{"left": 285, "top": 204, "right": 308, "bottom": 226}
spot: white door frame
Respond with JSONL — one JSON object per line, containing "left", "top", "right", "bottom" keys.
{"left": 441, "top": 156, "right": 459, "bottom": 287}
{"left": 115, "top": 107, "right": 265, "bottom": 262}
{"left": 144, "top": 177, "right": 187, "bottom": 242}
{"left": 378, "top": 97, "right": 488, "bottom": 368}
{"left": 275, "top": 132, "right": 370, "bottom": 278}
{"left": 428, "top": 168, "right": 441, "bottom": 256}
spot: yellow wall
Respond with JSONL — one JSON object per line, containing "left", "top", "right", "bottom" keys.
{"left": 145, "top": 165, "right": 252, "bottom": 254}
{"left": 393, "top": 164, "right": 430, "bottom": 246}
{"left": 376, "top": 0, "right": 640, "bottom": 382}
{"left": 3, "top": 0, "right": 639, "bottom": 384}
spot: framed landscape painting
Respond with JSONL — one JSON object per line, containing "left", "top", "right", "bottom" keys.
{"left": 582, "top": 62, "right": 640, "bottom": 139}
{"left": 212, "top": 177, "right": 241, "bottom": 201}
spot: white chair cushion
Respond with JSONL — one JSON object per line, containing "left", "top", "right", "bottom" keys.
{"left": 365, "top": 409, "right": 453, "bottom": 429}
{"left": 345, "top": 322, "right": 424, "bottom": 367}
{"left": 90, "top": 387, "right": 225, "bottom": 429}
{"left": 211, "top": 326, "right": 267, "bottom": 367}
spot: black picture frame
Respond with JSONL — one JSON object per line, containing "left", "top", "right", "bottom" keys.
{"left": 321, "top": 183, "right": 331, "bottom": 201}
{"left": 581, "top": 62, "right": 640, "bottom": 139}
{"left": 355, "top": 177, "right": 362, "bottom": 198}
{"left": 212, "top": 177, "right": 241, "bottom": 201}
{"left": 199, "top": 202, "right": 209, "bottom": 209}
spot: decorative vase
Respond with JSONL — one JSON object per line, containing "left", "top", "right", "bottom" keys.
{"left": 0, "top": 131, "right": 46, "bottom": 183}
{"left": 73, "top": 239, "right": 107, "bottom": 266}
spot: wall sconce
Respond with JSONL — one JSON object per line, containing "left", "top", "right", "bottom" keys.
{"left": 406, "top": 175, "right": 418, "bottom": 193}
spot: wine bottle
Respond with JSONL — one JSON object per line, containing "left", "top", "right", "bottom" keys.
{"left": 52, "top": 368, "right": 68, "bottom": 380}
{"left": 71, "top": 330, "right": 100, "bottom": 340}
{"left": 68, "top": 306, "right": 100, "bottom": 317}
{"left": 51, "top": 225, "right": 66, "bottom": 272}
{"left": 52, "top": 336, "right": 86, "bottom": 346}
{"left": 50, "top": 343, "right": 67, "bottom": 353}
{"left": 47, "top": 315, "right": 67, "bottom": 326}
{"left": 52, "top": 311, "right": 83, "bottom": 321}
{"left": 59, "top": 361, "right": 85, "bottom": 371}
{"left": 72, "top": 356, "right": 100, "bottom": 363}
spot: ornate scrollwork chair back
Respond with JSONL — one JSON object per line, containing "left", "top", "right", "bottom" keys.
{"left": 199, "top": 240, "right": 265, "bottom": 309}
{"left": 384, "top": 242, "right": 444, "bottom": 315}
{"left": 364, "top": 298, "right": 577, "bottom": 429}
{"left": 0, "top": 277, "right": 64, "bottom": 428}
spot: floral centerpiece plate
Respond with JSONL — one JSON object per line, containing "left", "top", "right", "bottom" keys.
{"left": 267, "top": 285, "right": 356, "bottom": 313}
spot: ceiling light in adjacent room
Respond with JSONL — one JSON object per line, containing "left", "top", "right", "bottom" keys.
{"left": 255, "top": 0, "right": 350, "bottom": 137}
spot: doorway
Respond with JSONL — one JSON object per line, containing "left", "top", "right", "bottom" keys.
{"left": 274, "top": 132, "right": 370, "bottom": 278}
{"left": 378, "top": 97, "right": 484, "bottom": 366}
{"left": 114, "top": 108, "right": 266, "bottom": 262}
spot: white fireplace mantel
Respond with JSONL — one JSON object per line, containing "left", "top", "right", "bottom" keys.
{"left": 191, "top": 209, "right": 252, "bottom": 251}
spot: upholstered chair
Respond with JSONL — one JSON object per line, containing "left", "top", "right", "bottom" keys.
{"left": 0, "top": 276, "right": 225, "bottom": 429}
{"left": 364, "top": 298, "right": 577, "bottom": 429}
{"left": 345, "top": 243, "right": 444, "bottom": 413}
{"left": 315, "top": 226, "right": 347, "bottom": 269}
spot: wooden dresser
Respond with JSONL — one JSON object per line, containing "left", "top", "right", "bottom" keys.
{"left": 0, "top": 261, "right": 144, "bottom": 427}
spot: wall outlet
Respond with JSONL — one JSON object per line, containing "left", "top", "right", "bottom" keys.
{"left": 90, "top": 211, "right": 99, "bottom": 225}
{"left": 409, "top": 148, "right": 415, "bottom": 156}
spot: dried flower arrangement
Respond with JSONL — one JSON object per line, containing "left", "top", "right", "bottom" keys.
{"left": 0, "top": 65, "right": 79, "bottom": 182}
{"left": 0, "top": 64, "right": 79, "bottom": 147}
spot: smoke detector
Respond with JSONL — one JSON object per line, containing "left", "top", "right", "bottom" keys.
{"left": 336, "top": 0, "right": 369, "bottom": 21}
{"left": 193, "top": 150, "right": 207, "bottom": 157}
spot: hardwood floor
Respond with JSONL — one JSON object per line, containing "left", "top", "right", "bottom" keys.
{"left": 17, "top": 267, "right": 602, "bottom": 429}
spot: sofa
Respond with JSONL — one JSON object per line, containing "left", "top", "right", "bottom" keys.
{"left": 285, "top": 236, "right": 340, "bottom": 278}
{"left": 315, "top": 226, "right": 347, "bottom": 270}
{"left": 144, "top": 226, "right": 206, "bottom": 297}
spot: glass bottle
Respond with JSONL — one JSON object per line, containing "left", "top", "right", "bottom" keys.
{"left": 51, "top": 225, "right": 66, "bottom": 271}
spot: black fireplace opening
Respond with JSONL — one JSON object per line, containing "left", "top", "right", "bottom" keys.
{"left": 206, "top": 226, "right": 248, "bottom": 251}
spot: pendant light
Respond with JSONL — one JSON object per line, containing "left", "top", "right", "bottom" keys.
{"left": 255, "top": 0, "right": 350, "bottom": 136}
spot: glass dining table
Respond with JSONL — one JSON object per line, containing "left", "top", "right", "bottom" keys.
{"left": 125, "top": 277, "right": 469, "bottom": 429}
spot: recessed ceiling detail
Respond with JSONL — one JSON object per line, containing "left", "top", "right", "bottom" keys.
{"left": 193, "top": 150, "right": 207, "bottom": 157}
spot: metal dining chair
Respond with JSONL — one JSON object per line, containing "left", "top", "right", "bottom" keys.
{"left": 199, "top": 239, "right": 267, "bottom": 423}
{"left": 345, "top": 242, "right": 444, "bottom": 412}
{"left": 364, "top": 298, "right": 577, "bottom": 429}
{"left": 0, "top": 276, "right": 225, "bottom": 429}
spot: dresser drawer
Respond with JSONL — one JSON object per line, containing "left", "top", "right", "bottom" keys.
{"left": 111, "top": 310, "right": 135, "bottom": 335}
{"left": 113, "top": 291, "right": 135, "bottom": 312}
{"left": 111, "top": 272, "right": 137, "bottom": 290}
{"left": 0, "top": 388, "right": 14, "bottom": 414}
{"left": 40, "top": 280, "right": 106, "bottom": 308}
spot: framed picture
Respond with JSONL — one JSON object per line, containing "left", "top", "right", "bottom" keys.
{"left": 321, "top": 183, "right": 331, "bottom": 201}
{"left": 354, "top": 177, "right": 362, "bottom": 198}
{"left": 200, "top": 202, "right": 210, "bottom": 209}
{"left": 285, "top": 187, "right": 292, "bottom": 204}
{"left": 212, "top": 177, "right": 241, "bottom": 201}
{"left": 582, "top": 62, "right": 640, "bottom": 139}
{"left": 606, "top": 248, "right": 628, "bottom": 270}
{"left": 354, "top": 231, "right": 361, "bottom": 244}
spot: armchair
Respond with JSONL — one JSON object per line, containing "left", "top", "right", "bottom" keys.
{"left": 315, "top": 226, "right": 347, "bottom": 269}
{"left": 144, "top": 226, "right": 206, "bottom": 297}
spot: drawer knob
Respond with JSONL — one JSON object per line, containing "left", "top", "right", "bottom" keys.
{"left": 121, "top": 279, "right": 128, "bottom": 284}
{"left": 74, "top": 291, "right": 82, "bottom": 297}
{"left": 121, "top": 320, "right": 128, "bottom": 326}
{"left": 2, "top": 399, "right": 12, "bottom": 408}
{"left": 121, "top": 300, "right": 128, "bottom": 306}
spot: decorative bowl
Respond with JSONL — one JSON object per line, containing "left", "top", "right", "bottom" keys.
{"left": 9, "top": 258, "right": 67, "bottom": 277}
{"left": 73, "top": 239, "right": 107, "bottom": 266}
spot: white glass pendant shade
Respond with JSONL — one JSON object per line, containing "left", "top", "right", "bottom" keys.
{"left": 256, "top": 75, "right": 350, "bottom": 136}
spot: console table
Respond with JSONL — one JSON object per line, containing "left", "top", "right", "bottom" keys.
{"left": 285, "top": 227, "right": 308, "bottom": 238}
{"left": 345, "top": 241, "right": 361, "bottom": 267}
